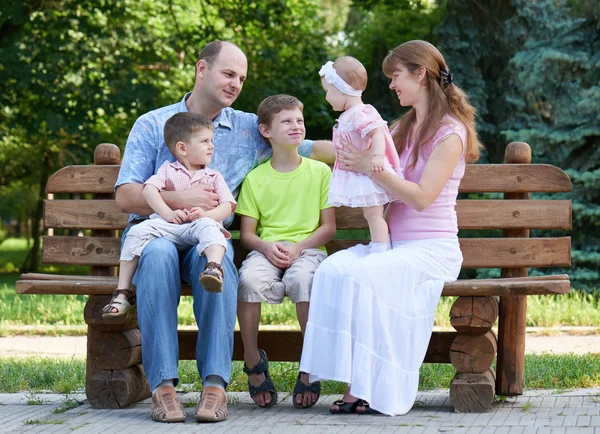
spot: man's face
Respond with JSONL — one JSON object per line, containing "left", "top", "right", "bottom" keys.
{"left": 197, "top": 45, "right": 248, "bottom": 109}
{"left": 260, "top": 108, "right": 306, "bottom": 148}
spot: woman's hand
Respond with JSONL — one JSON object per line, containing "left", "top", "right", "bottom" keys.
{"left": 337, "top": 136, "right": 373, "bottom": 176}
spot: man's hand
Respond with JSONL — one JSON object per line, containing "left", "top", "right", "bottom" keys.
{"left": 188, "top": 207, "right": 206, "bottom": 221}
{"left": 372, "top": 154, "right": 385, "bottom": 174}
{"left": 162, "top": 209, "right": 188, "bottom": 224}
{"left": 178, "top": 184, "right": 219, "bottom": 211}
{"left": 280, "top": 243, "right": 302, "bottom": 264}
{"left": 262, "top": 242, "right": 290, "bottom": 269}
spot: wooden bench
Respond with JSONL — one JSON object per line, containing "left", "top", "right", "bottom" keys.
{"left": 17, "top": 141, "right": 572, "bottom": 412}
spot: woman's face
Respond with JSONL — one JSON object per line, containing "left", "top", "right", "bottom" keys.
{"left": 389, "top": 64, "right": 423, "bottom": 107}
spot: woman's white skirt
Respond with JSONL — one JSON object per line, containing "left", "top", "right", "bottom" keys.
{"left": 300, "top": 238, "right": 463, "bottom": 416}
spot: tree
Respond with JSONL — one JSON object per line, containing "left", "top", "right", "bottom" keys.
{"left": 435, "top": 0, "right": 600, "bottom": 288}
{"left": 0, "top": 0, "right": 331, "bottom": 271}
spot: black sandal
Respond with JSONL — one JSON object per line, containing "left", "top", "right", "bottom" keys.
{"left": 329, "top": 399, "right": 360, "bottom": 414}
{"left": 292, "top": 372, "right": 321, "bottom": 409}
{"left": 242, "top": 349, "right": 277, "bottom": 408}
{"left": 102, "top": 288, "right": 135, "bottom": 318}
{"left": 356, "top": 399, "right": 382, "bottom": 415}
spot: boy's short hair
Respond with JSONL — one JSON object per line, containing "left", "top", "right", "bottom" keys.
{"left": 257, "top": 94, "right": 304, "bottom": 127}
{"left": 164, "top": 112, "right": 214, "bottom": 154}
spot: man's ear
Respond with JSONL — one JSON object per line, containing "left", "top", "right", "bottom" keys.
{"left": 196, "top": 59, "right": 208, "bottom": 79}
{"left": 258, "top": 123, "right": 271, "bottom": 138}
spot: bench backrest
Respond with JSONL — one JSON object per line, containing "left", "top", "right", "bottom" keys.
{"left": 41, "top": 143, "right": 573, "bottom": 274}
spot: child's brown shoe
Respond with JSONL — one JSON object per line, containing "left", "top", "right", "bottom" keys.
{"left": 200, "top": 261, "right": 224, "bottom": 292}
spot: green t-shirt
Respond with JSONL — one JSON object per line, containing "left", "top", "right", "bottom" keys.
{"left": 236, "top": 157, "right": 332, "bottom": 251}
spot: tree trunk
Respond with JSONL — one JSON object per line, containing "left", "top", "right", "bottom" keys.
{"left": 21, "top": 157, "right": 50, "bottom": 273}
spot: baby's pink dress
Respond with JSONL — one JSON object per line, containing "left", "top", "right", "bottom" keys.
{"left": 329, "top": 104, "right": 403, "bottom": 207}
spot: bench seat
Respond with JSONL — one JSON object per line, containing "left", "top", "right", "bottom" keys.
{"left": 15, "top": 142, "right": 573, "bottom": 412}
{"left": 17, "top": 273, "right": 571, "bottom": 297}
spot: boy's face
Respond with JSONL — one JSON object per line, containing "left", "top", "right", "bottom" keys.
{"left": 260, "top": 108, "right": 306, "bottom": 148}
{"left": 321, "top": 78, "right": 346, "bottom": 112}
{"left": 178, "top": 128, "right": 214, "bottom": 166}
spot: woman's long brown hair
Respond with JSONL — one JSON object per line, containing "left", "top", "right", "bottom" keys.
{"left": 382, "top": 40, "right": 483, "bottom": 170}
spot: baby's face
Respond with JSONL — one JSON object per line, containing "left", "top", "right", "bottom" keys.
{"left": 321, "top": 78, "right": 346, "bottom": 112}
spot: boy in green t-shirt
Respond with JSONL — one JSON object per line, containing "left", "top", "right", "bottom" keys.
{"left": 236, "top": 95, "right": 336, "bottom": 410}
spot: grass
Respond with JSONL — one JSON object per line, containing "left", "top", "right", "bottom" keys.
{"left": 1, "top": 354, "right": 599, "bottom": 394}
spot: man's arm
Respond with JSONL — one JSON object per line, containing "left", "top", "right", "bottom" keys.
{"left": 309, "top": 140, "right": 336, "bottom": 164}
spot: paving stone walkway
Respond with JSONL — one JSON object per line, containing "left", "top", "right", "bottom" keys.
{"left": 1, "top": 388, "right": 599, "bottom": 433}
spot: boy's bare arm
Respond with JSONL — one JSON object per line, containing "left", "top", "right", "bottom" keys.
{"left": 142, "top": 185, "right": 187, "bottom": 224}
{"left": 285, "top": 207, "right": 336, "bottom": 260}
{"left": 189, "top": 202, "right": 234, "bottom": 222}
{"left": 309, "top": 140, "right": 336, "bottom": 164}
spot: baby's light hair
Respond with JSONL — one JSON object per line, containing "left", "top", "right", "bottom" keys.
{"left": 257, "top": 94, "right": 304, "bottom": 128}
{"left": 333, "top": 56, "right": 368, "bottom": 91}
{"left": 163, "top": 112, "right": 214, "bottom": 155}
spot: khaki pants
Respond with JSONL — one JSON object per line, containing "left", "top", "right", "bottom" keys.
{"left": 238, "top": 242, "right": 327, "bottom": 304}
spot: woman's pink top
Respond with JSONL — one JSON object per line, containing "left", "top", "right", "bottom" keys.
{"left": 387, "top": 116, "right": 467, "bottom": 241}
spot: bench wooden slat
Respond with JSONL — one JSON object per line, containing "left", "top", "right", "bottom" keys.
{"left": 43, "top": 164, "right": 573, "bottom": 195}
{"left": 338, "top": 200, "right": 572, "bottom": 230}
{"left": 44, "top": 198, "right": 571, "bottom": 231}
{"left": 455, "top": 200, "right": 571, "bottom": 230}
{"left": 44, "top": 200, "right": 128, "bottom": 230}
{"left": 459, "top": 164, "right": 572, "bottom": 193}
{"left": 42, "top": 236, "right": 121, "bottom": 266}
{"left": 46, "top": 165, "right": 120, "bottom": 194}
{"left": 176, "top": 330, "right": 456, "bottom": 363}
{"left": 15, "top": 274, "right": 571, "bottom": 296}
{"left": 41, "top": 236, "right": 571, "bottom": 268}
{"left": 327, "top": 237, "right": 571, "bottom": 268}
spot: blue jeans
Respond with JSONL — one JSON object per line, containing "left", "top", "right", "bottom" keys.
{"left": 127, "top": 226, "right": 238, "bottom": 391}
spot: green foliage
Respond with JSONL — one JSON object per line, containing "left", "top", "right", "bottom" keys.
{"left": 435, "top": 0, "right": 600, "bottom": 288}
{"left": 341, "top": 0, "right": 442, "bottom": 122}
{"left": 0, "top": 0, "right": 333, "bottom": 271}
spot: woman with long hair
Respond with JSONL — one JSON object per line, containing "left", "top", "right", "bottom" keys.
{"left": 300, "top": 40, "right": 484, "bottom": 416}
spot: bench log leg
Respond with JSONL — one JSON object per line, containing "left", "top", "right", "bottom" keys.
{"left": 496, "top": 141, "right": 531, "bottom": 397}
{"left": 85, "top": 295, "right": 151, "bottom": 409}
{"left": 449, "top": 296, "right": 499, "bottom": 412}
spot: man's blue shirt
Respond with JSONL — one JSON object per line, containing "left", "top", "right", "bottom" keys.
{"left": 116, "top": 93, "right": 314, "bottom": 225}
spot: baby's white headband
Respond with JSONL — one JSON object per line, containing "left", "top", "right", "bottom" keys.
{"left": 319, "top": 61, "right": 363, "bottom": 97}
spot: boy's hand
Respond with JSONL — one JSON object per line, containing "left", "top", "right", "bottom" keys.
{"left": 262, "top": 242, "right": 290, "bottom": 269}
{"left": 188, "top": 207, "right": 205, "bottom": 221}
{"left": 163, "top": 209, "right": 187, "bottom": 224}
{"left": 372, "top": 154, "right": 385, "bottom": 174}
{"left": 280, "top": 244, "right": 302, "bottom": 264}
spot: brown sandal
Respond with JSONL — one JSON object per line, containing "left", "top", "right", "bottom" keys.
{"left": 200, "top": 261, "right": 224, "bottom": 293}
{"left": 102, "top": 288, "right": 135, "bottom": 318}
{"left": 195, "top": 386, "right": 228, "bottom": 423}
{"left": 151, "top": 386, "right": 186, "bottom": 423}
